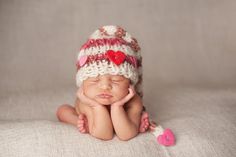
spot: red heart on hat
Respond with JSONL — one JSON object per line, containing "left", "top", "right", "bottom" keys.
{"left": 106, "top": 50, "right": 126, "bottom": 66}
{"left": 157, "top": 129, "right": 175, "bottom": 146}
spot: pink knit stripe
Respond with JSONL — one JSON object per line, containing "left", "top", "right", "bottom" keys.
{"left": 76, "top": 53, "right": 141, "bottom": 70}
{"left": 80, "top": 38, "right": 128, "bottom": 50}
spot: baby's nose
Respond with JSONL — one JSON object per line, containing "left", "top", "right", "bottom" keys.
{"left": 98, "top": 80, "right": 112, "bottom": 90}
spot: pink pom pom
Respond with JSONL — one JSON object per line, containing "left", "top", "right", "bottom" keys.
{"left": 157, "top": 128, "right": 175, "bottom": 146}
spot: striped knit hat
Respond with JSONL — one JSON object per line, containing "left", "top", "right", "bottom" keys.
{"left": 76, "top": 25, "right": 143, "bottom": 96}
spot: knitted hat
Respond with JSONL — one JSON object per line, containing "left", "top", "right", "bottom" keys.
{"left": 76, "top": 25, "right": 143, "bottom": 96}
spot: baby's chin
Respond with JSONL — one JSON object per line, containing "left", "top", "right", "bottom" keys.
{"left": 95, "top": 98, "right": 118, "bottom": 105}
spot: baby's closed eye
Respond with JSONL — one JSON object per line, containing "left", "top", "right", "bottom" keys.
{"left": 111, "top": 76, "right": 124, "bottom": 83}
{"left": 88, "top": 77, "right": 99, "bottom": 83}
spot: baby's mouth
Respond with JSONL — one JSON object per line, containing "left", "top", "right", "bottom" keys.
{"left": 97, "top": 93, "right": 113, "bottom": 99}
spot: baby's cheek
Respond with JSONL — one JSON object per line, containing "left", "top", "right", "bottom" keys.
{"left": 119, "top": 87, "right": 129, "bottom": 98}
{"left": 84, "top": 89, "right": 95, "bottom": 99}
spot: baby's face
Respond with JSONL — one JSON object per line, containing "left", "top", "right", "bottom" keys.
{"left": 82, "top": 74, "right": 130, "bottom": 105}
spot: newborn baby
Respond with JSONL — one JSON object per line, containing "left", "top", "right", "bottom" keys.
{"left": 56, "top": 25, "right": 151, "bottom": 141}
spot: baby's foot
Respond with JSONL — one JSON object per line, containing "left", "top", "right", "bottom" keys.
{"left": 139, "top": 112, "right": 150, "bottom": 133}
{"left": 77, "top": 114, "right": 89, "bottom": 133}
{"left": 149, "top": 120, "right": 157, "bottom": 132}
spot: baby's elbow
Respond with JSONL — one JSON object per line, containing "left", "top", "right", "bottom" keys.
{"left": 117, "top": 136, "right": 132, "bottom": 141}
{"left": 90, "top": 129, "right": 114, "bottom": 141}
{"left": 117, "top": 135, "right": 137, "bottom": 141}
{"left": 101, "top": 135, "right": 114, "bottom": 141}
{"left": 117, "top": 131, "right": 139, "bottom": 141}
{"left": 92, "top": 132, "right": 114, "bottom": 141}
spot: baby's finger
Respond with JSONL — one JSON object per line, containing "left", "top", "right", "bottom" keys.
{"left": 127, "top": 87, "right": 135, "bottom": 100}
{"left": 129, "top": 85, "right": 136, "bottom": 94}
{"left": 123, "top": 92, "right": 134, "bottom": 103}
{"left": 78, "top": 126, "right": 84, "bottom": 130}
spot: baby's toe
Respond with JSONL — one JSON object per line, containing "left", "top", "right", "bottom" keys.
{"left": 78, "top": 126, "right": 83, "bottom": 130}
{"left": 140, "top": 112, "right": 148, "bottom": 121}
{"left": 78, "top": 114, "right": 85, "bottom": 119}
{"left": 77, "top": 120, "right": 84, "bottom": 124}
{"left": 78, "top": 126, "right": 85, "bottom": 132}
{"left": 143, "top": 119, "right": 148, "bottom": 125}
{"left": 140, "top": 128, "right": 145, "bottom": 133}
{"left": 77, "top": 123, "right": 83, "bottom": 128}
{"left": 142, "top": 112, "right": 149, "bottom": 118}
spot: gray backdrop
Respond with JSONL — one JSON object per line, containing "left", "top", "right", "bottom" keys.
{"left": 1, "top": 0, "right": 236, "bottom": 95}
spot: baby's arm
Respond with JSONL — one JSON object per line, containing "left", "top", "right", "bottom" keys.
{"left": 77, "top": 88, "right": 114, "bottom": 140}
{"left": 81, "top": 103, "right": 113, "bottom": 140}
{"left": 110, "top": 88, "right": 143, "bottom": 141}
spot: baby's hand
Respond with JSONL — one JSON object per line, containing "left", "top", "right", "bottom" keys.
{"left": 111, "top": 85, "right": 136, "bottom": 107}
{"left": 77, "top": 85, "right": 101, "bottom": 108}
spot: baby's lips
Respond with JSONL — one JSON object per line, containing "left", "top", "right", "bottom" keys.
{"left": 97, "top": 93, "right": 113, "bottom": 99}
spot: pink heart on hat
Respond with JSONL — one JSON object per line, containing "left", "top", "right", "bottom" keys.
{"left": 79, "top": 56, "right": 88, "bottom": 67}
{"left": 157, "top": 129, "right": 175, "bottom": 146}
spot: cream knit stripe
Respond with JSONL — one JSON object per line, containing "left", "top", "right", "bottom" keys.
{"left": 76, "top": 61, "right": 140, "bottom": 87}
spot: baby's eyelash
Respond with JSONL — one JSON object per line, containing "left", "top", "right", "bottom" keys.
{"left": 111, "top": 79, "right": 122, "bottom": 83}
{"left": 90, "top": 78, "right": 99, "bottom": 82}
{"left": 111, "top": 76, "right": 124, "bottom": 81}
